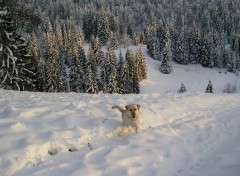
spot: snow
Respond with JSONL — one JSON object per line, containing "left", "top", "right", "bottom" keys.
{"left": 0, "top": 46, "right": 240, "bottom": 176}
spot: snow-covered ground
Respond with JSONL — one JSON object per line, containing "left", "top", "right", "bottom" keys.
{"left": 1, "top": 46, "right": 240, "bottom": 176}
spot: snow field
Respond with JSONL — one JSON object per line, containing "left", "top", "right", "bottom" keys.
{"left": 0, "top": 90, "right": 240, "bottom": 176}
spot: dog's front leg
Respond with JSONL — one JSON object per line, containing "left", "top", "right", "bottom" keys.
{"left": 135, "top": 126, "right": 138, "bottom": 134}
{"left": 118, "top": 127, "right": 126, "bottom": 137}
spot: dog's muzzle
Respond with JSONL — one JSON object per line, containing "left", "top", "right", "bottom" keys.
{"left": 132, "top": 112, "right": 136, "bottom": 118}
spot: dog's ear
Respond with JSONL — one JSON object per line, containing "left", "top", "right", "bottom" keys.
{"left": 125, "top": 105, "right": 129, "bottom": 110}
{"left": 136, "top": 104, "right": 140, "bottom": 110}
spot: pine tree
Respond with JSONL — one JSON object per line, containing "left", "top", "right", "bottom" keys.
{"left": 116, "top": 51, "right": 126, "bottom": 94}
{"left": 101, "top": 44, "right": 118, "bottom": 93}
{"left": 93, "top": 36, "right": 105, "bottom": 65}
{"left": 88, "top": 46, "right": 97, "bottom": 77}
{"left": 78, "top": 44, "right": 88, "bottom": 92}
{"left": 179, "top": 83, "right": 187, "bottom": 93}
{"left": 160, "top": 31, "right": 173, "bottom": 74}
{"left": 82, "top": 8, "right": 97, "bottom": 42}
{"left": 55, "top": 22, "right": 68, "bottom": 85}
{"left": 174, "top": 27, "right": 189, "bottom": 65}
{"left": 147, "top": 25, "right": 161, "bottom": 60}
{"left": 125, "top": 48, "right": 135, "bottom": 93}
{"left": 132, "top": 64, "right": 140, "bottom": 94}
{"left": 206, "top": 80, "right": 213, "bottom": 93}
{"left": 136, "top": 48, "right": 147, "bottom": 80}
{"left": 97, "top": 15, "right": 110, "bottom": 44}
{"left": 29, "top": 32, "right": 46, "bottom": 91}
{"left": 0, "top": 2, "right": 35, "bottom": 91}
{"left": 108, "top": 47, "right": 118, "bottom": 93}
{"left": 189, "top": 29, "right": 200, "bottom": 64}
{"left": 86, "top": 62, "right": 98, "bottom": 94}
{"left": 108, "top": 32, "right": 118, "bottom": 50}
{"left": 198, "top": 36, "right": 213, "bottom": 67}
{"left": 69, "top": 46, "right": 85, "bottom": 93}
{"left": 44, "top": 23, "right": 67, "bottom": 92}
{"left": 100, "top": 57, "right": 108, "bottom": 93}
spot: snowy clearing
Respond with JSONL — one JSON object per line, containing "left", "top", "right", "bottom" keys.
{"left": 0, "top": 91, "right": 240, "bottom": 176}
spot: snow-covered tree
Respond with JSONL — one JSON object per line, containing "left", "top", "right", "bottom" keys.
{"left": 97, "top": 14, "right": 111, "bottom": 44}
{"left": 44, "top": 23, "right": 67, "bottom": 92}
{"left": 160, "top": 31, "right": 173, "bottom": 74}
{"left": 108, "top": 31, "right": 118, "bottom": 50}
{"left": 82, "top": 8, "right": 97, "bottom": 42}
{"left": 198, "top": 37, "right": 213, "bottom": 67}
{"left": 189, "top": 29, "right": 200, "bottom": 64}
{"left": 116, "top": 51, "right": 126, "bottom": 94}
{"left": 147, "top": 25, "right": 161, "bottom": 60}
{"left": 101, "top": 44, "right": 118, "bottom": 93}
{"left": 86, "top": 62, "right": 98, "bottom": 94}
{"left": 124, "top": 48, "right": 135, "bottom": 93}
{"left": 0, "top": 2, "right": 35, "bottom": 91}
{"left": 136, "top": 48, "right": 147, "bottom": 80}
{"left": 69, "top": 45, "right": 86, "bottom": 93}
{"left": 29, "top": 32, "right": 46, "bottom": 91}
{"left": 174, "top": 27, "right": 189, "bottom": 65}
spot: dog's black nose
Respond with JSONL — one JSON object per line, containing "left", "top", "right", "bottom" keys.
{"left": 132, "top": 113, "right": 136, "bottom": 118}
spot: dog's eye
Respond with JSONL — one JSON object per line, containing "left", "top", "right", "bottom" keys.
{"left": 130, "top": 109, "right": 132, "bottom": 111}
{"left": 134, "top": 108, "right": 136, "bottom": 111}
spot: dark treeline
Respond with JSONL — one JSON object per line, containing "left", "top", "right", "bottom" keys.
{"left": 0, "top": 0, "right": 239, "bottom": 92}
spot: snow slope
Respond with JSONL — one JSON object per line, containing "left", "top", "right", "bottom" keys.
{"left": 0, "top": 46, "right": 240, "bottom": 176}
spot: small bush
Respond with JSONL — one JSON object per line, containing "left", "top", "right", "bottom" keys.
{"left": 179, "top": 83, "right": 187, "bottom": 93}
{"left": 206, "top": 81, "right": 213, "bottom": 93}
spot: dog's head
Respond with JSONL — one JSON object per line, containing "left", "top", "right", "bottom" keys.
{"left": 125, "top": 104, "right": 140, "bottom": 119}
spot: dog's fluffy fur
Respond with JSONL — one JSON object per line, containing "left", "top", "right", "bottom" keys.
{"left": 112, "top": 104, "right": 140, "bottom": 135}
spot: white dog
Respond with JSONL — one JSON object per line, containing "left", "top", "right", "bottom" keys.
{"left": 112, "top": 104, "right": 140, "bottom": 135}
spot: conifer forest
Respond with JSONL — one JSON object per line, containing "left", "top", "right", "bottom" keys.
{"left": 0, "top": 0, "right": 240, "bottom": 93}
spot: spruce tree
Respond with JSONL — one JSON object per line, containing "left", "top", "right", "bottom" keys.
{"left": 132, "top": 64, "right": 140, "bottom": 94}
{"left": 78, "top": 44, "right": 88, "bottom": 92}
{"left": 86, "top": 61, "right": 98, "bottom": 94}
{"left": 174, "top": 27, "right": 189, "bottom": 65}
{"left": 88, "top": 46, "right": 97, "bottom": 78}
{"left": 82, "top": 8, "right": 97, "bottom": 42}
{"left": 189, "top": 29, "right": 200, "bottom": 64}
{"left": 0, "top": 2, "right": 35, "bottom": 91}
{"left": 116, "top": 51, "right": 126, "bottom": 94}
{"left": 97, "top": 15, "right": 110, "bottom": 44}
{"left": 29, "top": 32, "right": 46, "bottom": 91}
{"left": 108, "top": 46, "right": 118, "bottom": 93}
{"left": 69, "top": 46, "right": 85, "bottom": 93}
{"left": 136, "top": 48, "right": 147, "bottom": 80}
{"left": 147, "top": 26, "right": 161, "bottom": 60}
{"left": 44, "top": 23, "right": 67, "bottom": 92}
{"left": 198, "top": 37, "right": 213, "bottom": 67}
{"left": 94, "top": 37, "right": 105, "bottom": 65}
{"left": 125, "top": 48, "right": 135, "bottom": 93}
{"left": 101, "top": 44, "right": 118, "bottom": 93}
{"left": 160, "top": 31, "right": 173, "bottom": 74}
{"left": 108, "top": 32, "right": 118, "bottom": 50}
